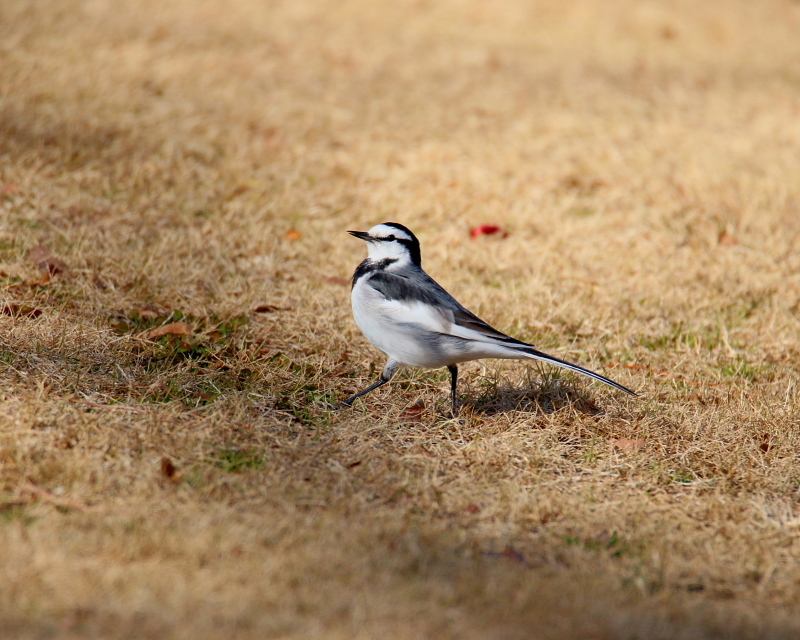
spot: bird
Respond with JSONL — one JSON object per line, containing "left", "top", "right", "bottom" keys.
{"left": 342, "top": 222, "right": 635, "bottom": 412}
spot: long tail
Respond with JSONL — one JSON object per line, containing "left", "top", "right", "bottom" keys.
{"left": 516, "top": 345, "right": 636, "bottom": 396}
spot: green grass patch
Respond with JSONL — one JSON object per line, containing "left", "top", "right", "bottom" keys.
{"left": 214, "top": 446, "right": 264, "bottom": 473}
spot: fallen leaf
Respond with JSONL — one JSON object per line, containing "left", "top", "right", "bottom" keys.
{"left": 1, "top": 303, "right": 42, "bottom": 318}
{"left": 285, "top": 229, "right": 302, "bottom": 241}
{"left": 160, "top": 457, "right": 180, "bottom": 482}
{"left": 611, "top": 438, "right": 647, "bottom": 453}
{"left": 400, "top": 399, "right": 425, "bottom": 422}
{"left": 500, "top": 546, "right": 526, "bottom": 563}
{"left": 26, "top": 245, "right": 67, "bottom": 275}
{"left": 326, "top": 276, "right": 350, "bottom": 287}
{"left": 254, "top": 304, "right": 292, "bottom": 313}
{"left": 465, "top": 503, "right": 480, "bottom": 514}
{"left": 143, "top": 321, "right": 192, "bottom": 339}
{"left": 137, "top": 308, "right": 161, "bottom": 319}
{"left": 1, "top": 183, "right": 21, "bottom": 197}
{"left": 470, "top": 225, "right": 508, "bottom": 239}
{"left": 26, "top": 272, "right": 52, "bottom": 286}
{"left": 718, "top": 229, "right": 736, "bottom": 246}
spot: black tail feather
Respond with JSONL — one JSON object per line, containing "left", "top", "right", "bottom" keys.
{"left": 518, "top": 346, "right": 637, "bottom": 396}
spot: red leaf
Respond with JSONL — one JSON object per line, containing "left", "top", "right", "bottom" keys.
{"left": 400, "top": 399, "right": 425, "bottom": 423}
{"left": 470, "top": 225, "right": 506, "bottom": 238}
{"left": 326, "top": 276, "right": 350, "bottom": 287}
{"left": 254, "top": 304, "right": 292, "bottom": 313}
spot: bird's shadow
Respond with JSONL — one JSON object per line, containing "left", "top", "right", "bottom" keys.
{"left": 461, "top": 377, "right": 602, "bottom": 416}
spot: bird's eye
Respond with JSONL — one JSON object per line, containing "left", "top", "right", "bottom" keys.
{"left": 387, "top": 235, "right": 395, "bottom": 241}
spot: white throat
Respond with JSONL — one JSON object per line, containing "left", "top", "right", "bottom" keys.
{"left": 365, "top": 241, "right": 412, "bottom": 268}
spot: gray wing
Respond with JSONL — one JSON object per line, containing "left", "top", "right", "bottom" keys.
{"left": 366, "top": 270, "right": 530, "bottom": 347}
{"left": 366, "top": 270, "right": 637, "bottom": 396}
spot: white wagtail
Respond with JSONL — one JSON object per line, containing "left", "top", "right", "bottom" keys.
{"left": 342, "top": 222, "right": 636, "bottom": 411}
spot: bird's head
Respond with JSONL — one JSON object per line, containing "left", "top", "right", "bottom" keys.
{"left": 348, "top": 222, "right": 421, "bottom": 267}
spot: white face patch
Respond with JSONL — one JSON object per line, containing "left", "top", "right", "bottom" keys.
{"left": 364, "top": 224, "right": 415, "bottom": 266}
{"left": 364, "top": 237, "right": 410, "bottom": 265}
{"left": 367, "top": 224, "right": 413, "bottom": 242}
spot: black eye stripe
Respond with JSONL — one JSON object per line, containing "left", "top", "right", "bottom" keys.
{"left": 377, "top": 236, "right": 411, "bottom": 244}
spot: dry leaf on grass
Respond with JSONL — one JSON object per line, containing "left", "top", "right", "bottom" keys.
{"left": 0, "top": 303, "right": 43, "bottom": 318}
{"left": 254, "top": 304, "right": 292, "bottom": 313}
{"left": 160, "top": 457, "right": 180, "bottom": 482}
{"left": 1, "top": 183, "right": 21, "bottom": 197}
{"left": 326, "top": 276, "right": 350, "bottom": 286}
{"left": 470, "top": 225, "right": 508, "bottom": 238}
{"left": 26, "top": 272, "right": 52, "bottom": 286}
{"left": 285, "top": 229, "right": 302, "bottom": 241}
{"left": 718, "top": 230, "right": 737, "bottom": 246}
{"left": 137, "top": 308, "right": 161, "bottom": 319}
{"left": 500, "top": 546, "right": 527, "bottom": 563}
{"left": 143, "top": 322, "right": 192, "bottom": 339}
{"left": 400, "top": 399, "right": 425, "bottom": 422}
{"left": 611, "top": 438, "right": 647, "bottom": 453}
{"left": 26, "top": 245, "right": 68, "bottom": 275}
{"left": 484, "top": 546, "right": 528, "bottom": 565}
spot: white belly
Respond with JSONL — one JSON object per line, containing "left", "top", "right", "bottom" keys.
{"left": 351, "top": 279, "right": 452, "bottom": 368}
{"left": 350, "top": 275, "right": 527, "bottom": 369}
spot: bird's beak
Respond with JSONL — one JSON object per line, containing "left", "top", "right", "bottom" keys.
{"left": 348, "top": 230, "right": 372, "bottom": 241}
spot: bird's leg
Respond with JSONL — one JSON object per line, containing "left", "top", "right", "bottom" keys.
{"left": 447, "top": 364, "right": 458, "bottom": 414}
{"left": 341, "top": 359, "right": 401, "bottom": 407}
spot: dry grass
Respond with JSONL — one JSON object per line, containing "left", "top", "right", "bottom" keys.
{"left": 2, "top": 0, "right": 800, "bottom": 637}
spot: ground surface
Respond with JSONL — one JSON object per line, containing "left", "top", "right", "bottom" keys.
{"left": 2, "top": 0, "right": 800, "bottom": 638}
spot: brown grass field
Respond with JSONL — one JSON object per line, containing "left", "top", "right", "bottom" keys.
{"left": 2, "top": 0, "right": 800, "bottom": 637}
